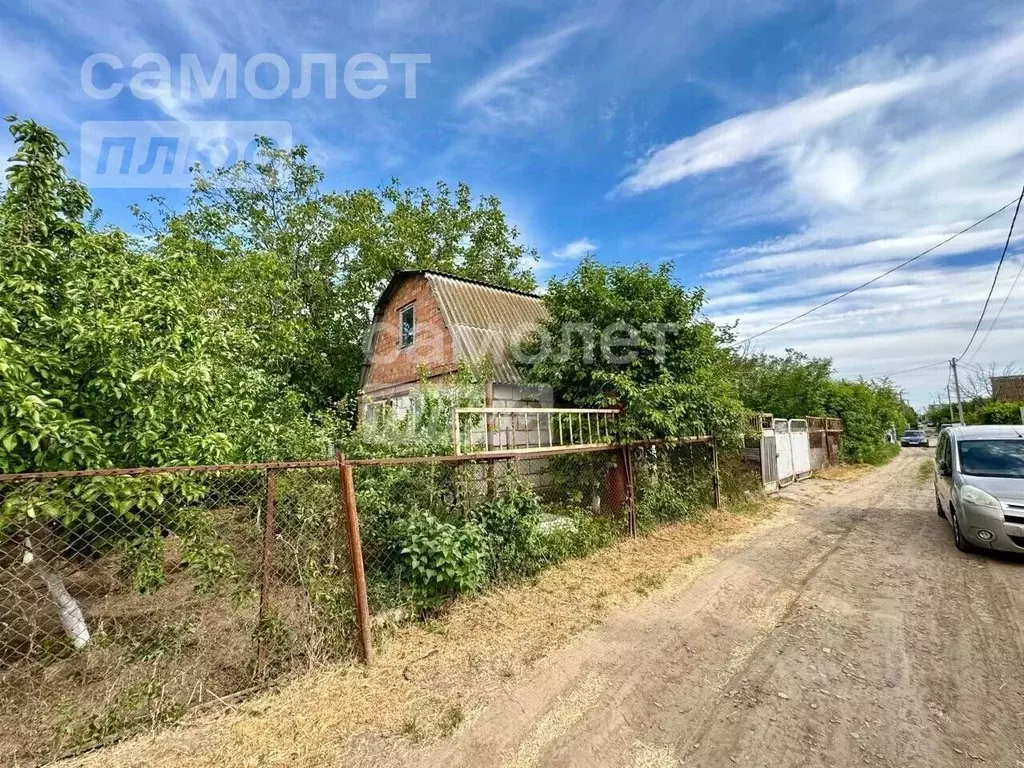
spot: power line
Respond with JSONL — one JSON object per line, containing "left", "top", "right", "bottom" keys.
{"left": 874, "top": 360, "right": 949, "bottom": 378}
{"left": 959, "top": 182, "right": 1024, "bottom": 359}
{"left": 735, "top": 197, "right": 1021, "bottom": 346}
{"left": 965, "top": 253, "right": 1024, "bottom": 363}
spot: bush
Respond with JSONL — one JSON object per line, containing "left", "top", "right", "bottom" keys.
{"left": 391, "top": 510, "right": 488, "bottom": 610}
{"left": 534, "top": 506, "right": 621, "bottom": 564}
{"left": 470, "top": 479, "right": 545, "bottom": 580}
{"left": 966, "top": 400, "right": 1024, "bottom": 425}
{"left": 858, "top": 441, "right": 900, "bottom": 466}
{"left": 634, "top": 446, "right": 711, "bottom": 530}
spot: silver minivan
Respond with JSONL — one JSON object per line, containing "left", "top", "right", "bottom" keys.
{"left": 934, "top": 425, "right": 1024, "bottom": 554}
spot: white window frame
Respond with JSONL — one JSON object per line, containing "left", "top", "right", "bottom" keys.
{"left": 399, "top": 303, "right": 415, "bottom": 348}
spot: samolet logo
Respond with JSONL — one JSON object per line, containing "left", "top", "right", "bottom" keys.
{"left": 80, "top": 121, "right": 293, "bottom": 188}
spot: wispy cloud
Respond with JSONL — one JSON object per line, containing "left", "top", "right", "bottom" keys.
{"left": 552, "top": 237, "right": 597, "bottom": 261}
{"left": 535, "top": 236, "right": 598, "bottom": 274}
{"left": 618, "top": 26, "right": 1024, "bottom": 405}
{"left": 616, "top": 28, "right": 1024, "bottom": 198}
{"left": 615, "top": 75, "right": 927, "bottom": 197}
{"left": 457, "top": 20, "right": 590, "bottom": 126}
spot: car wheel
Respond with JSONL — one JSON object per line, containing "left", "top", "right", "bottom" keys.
{"left": 951, "top": 508, "right": 976, "bottom": 553}
{"left": 935, "top": 493, "right": 945, "bottom": 519}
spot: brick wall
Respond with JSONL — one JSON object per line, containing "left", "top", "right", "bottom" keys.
{"left": 992, "top": 376, "right": 1024, "bottom": 403}
{"left": 363, "top": 274, "right": 458, "bottom": 397}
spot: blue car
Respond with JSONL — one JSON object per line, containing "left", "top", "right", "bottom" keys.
{"left": 901, "top": 429, "right": 929, "bottom": 447}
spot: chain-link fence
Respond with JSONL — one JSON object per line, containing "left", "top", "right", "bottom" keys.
{"left": 0, "top": 461, "right": 357, "bottom": 765}
{"left": 349, "top": 446, "right": 634, "bottom": 622}
{"left": 0, "top": 438, "right": 763, "bottom": 765}
{"left": 346, "top": 437, "right": 763, "bottom": 622}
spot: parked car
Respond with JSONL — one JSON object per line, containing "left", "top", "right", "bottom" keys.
{"left": 901, "top": 429, "right": 929, "bottom": 447}
{"left": 934, "top": 425, "right": 1024, "bottom": 554}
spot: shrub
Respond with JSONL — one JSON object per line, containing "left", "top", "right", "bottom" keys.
{"left": 633, "top": 446, "right": 711, "bottom": 530}
{"left": 391, "top": 510, "right": 488, "bottom": 610}
{"left": 534, "top": 506, "right": 621, "bottom": 564}
{"left": 470, "top": 479, "right": 545, "bottom": 580}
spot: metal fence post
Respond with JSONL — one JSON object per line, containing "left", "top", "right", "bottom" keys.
{"left": 339, "top": 457, "right": 373, "bottom": 664}
{"left": 620, "top": 444, "right": 638, "bottom": 537}
{"left": 711, "top": 434, "right": 722, "bottom": 509}
{"left": 256, "top": 468, "right": 277, "bottom": 677}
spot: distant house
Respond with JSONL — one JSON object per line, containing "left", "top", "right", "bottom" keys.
{"left": 991, "top": 375, "right": 1024, "bottom": 403}
{"left": 358, "top": 270, "right": 552, "bottom": 420}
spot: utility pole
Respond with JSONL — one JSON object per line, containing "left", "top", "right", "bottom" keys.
{"left": 951, "top": 358, "right": 965, "bottom": 425}
{"left": 946, "top": 383, "right": 954, "bottom": 422}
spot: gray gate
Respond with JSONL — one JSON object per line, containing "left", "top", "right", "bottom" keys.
{"left": 761, "top": 433, "right": 778, "bottom": 488}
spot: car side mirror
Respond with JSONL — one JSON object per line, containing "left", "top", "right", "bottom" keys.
{"left": 938, "top": 462, "right": 952, "bottom": 477}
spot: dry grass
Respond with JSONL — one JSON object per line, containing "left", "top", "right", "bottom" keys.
{"left": 62, "top": 496, "right": 786, "bottom": 768}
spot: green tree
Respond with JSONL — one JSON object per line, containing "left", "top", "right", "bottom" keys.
{"left": 0, "top": 120, "right": 315, "bottom": 648}
{"left": 519, "top": 258, "right": 744, "bottom": 440}
{"left": 148, "top": 141, "right": 537, "bottom": 406}
{"left": 0, "top": 118, "right": 104, "bottom": 472}
{"left": 824, "top": 379, "right": 907, "bottom": 463}
{"left": 733, "top": 349, "right": 833, "bottom": 418}
{"left": 733, "top": 348, "right": 909, "bottom": 463}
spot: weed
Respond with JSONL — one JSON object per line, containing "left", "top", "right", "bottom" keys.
{"left": 81, "top": 677, "right": 186, "bottom": 747}
{"left": 440, "top": 703, "right": 464, "bottom": 736}
{"left": 252, "top": 612, "right": 294, "bottom": 676}
{"left": 631, "top": 571, "right": 666, "bottom": 596}
{"left": 917, "top": 458, "right": 935, "bottom": 483}
{"left": 116, "top": 619, "right": 197, "bottom": 663}
{"left": 401, "top": 716, "right": 425, "bottom": 743}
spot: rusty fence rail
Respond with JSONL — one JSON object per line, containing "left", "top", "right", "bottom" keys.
{"left": 0, "top": 437, "right": 762, "bottom": 764}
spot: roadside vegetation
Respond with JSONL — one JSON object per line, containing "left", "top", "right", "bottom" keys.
{"left": 733, "top": 349, "right": 912, "bottom": 464}
{"left": 922, "top": 398, "right": 1024, "bottom": 426}
{"left": 62, "top": 492, "right": 785, "bottom": 768}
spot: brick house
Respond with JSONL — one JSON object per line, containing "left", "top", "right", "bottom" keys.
{"left": 991, "top": 375, "right": 1024, "bottom": 403}
{"left": 358, "top": 270, "right": 552, "bottom": 420}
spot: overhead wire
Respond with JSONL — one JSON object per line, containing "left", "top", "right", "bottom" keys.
{"left": 964, "top": 253, "right": 1024, "bottom": 364}
{"left": 958, "top": 182, "right": 1024, "bottom": 359}
{"left": 734, "top": 197, "right": 1022, "bottom": 346}
{"left": 873, "top": 360, "right": 949, "bottom": 379}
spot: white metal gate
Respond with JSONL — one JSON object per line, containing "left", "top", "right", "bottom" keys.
{"left": 789, "top": 419, "right": 812, "bottom": 478}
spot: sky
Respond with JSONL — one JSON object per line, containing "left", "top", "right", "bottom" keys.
{"left": 1, "top": 0, "right": 1023, "bottom": 410}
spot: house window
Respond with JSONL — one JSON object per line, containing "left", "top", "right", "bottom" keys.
{"left": 399, "top": 303, "right": 415, "bottom": 348}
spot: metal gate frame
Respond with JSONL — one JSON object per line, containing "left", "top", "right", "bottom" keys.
{"left": 789, "top": 418, "right": 812, "bottom": 479}
{"left": 759, "top": 415, "right": 834, "bottom": 492}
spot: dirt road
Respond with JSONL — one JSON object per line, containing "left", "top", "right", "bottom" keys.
{"left": 412, "top": 451, "right": 1024, "bottom": 768}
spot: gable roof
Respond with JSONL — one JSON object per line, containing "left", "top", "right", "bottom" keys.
{"left": 368, "top": 270, "right": 548, "bottom": 385}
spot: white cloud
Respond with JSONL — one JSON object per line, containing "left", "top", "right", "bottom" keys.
{"left": 616, "top": 29, "right": 1024, "bottom": 196}
{"left": 552, "top": 237, "right": 598, "bottom": 261}
{"left": 457, "top": 20, "right": 590, "bottom": 126}
{"left": 535, "top": 237, "right": 598, "bottom": 275}
{"left": 621, "top": 26, "right": 1024, "bottom": 408}
{"left": 707, "top": 228, "right": 1017, "bottom": 279}
{"left": 615, "top": 75, "right": 927, "bottom": 196}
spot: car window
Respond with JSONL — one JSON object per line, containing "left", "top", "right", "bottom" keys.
{"left": 935, "top": 433, "right": 946, "bottom": 461}
{"left": 957, "top": 440, "right": 1024, "bottom": 478}
{"left": 943, "top": 436, "right": 952, "bottom": 468}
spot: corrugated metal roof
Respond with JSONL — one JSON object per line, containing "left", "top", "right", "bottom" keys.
{"left": 425, "top": 272, "right": 548, "bottom": 384}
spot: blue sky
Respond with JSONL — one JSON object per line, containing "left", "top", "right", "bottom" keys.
{"left": 2, "top": 0, "right": 1023, "bottom": 409}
